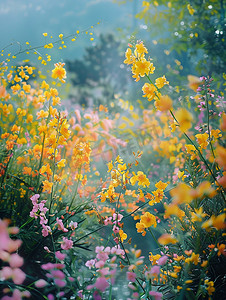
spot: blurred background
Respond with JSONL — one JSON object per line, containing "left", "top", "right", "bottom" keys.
{"left": 0, "top": 0, "right": 225, "bottom": 108}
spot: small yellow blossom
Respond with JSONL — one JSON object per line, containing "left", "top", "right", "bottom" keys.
{"left": 140, "top": 212, "right": 157, "bottom": 228}
{"left": 52, "top": 62, "right": 67, "bottom": 83}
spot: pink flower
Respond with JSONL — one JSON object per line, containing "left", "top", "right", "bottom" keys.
{"left": 104, "top": 217, "right": 112, "bottom": 225}
{"left": 99, "top": 267, "right": 109, "bottom": 276}
{"left": 95, "top": 260, "right": 105, "bottom": 269}
{"left": 42, "top": 225, "right": 51, "bottom": 237}
{"left": 42, "top": 263, "right": 55, "bottom": 270}
{"left": 69, "top": 221, "right": 78, "bottom": 230}
{"left": 149, "top": 291, "right": 163, "bottom": 300}
{"left": 61, "top": 237, "right": 73, "bottom": 250}
{"left": 93, "top": 291, "right": 102, "bottom": 300}
{"left": 150, "top": 266, "right": 160, "bottom": 277}
{"left": 2, "top": 289, "right": 23, "bottom": 300}
{"left": 35, "top": 279, "right": 48, "bottom": 288}
{"left": 132, "top": 292, "right": 139, "bottom": 298}
{"left": 95, "top": 246, "right": 104, "bottom": 253}
{"left": 113, "top": 213, "right": 123, "bottom": 222}
{"left": 95, "top": 277, "right": 109, "bottom": 292}
{"left": 54, "top": 279, "right": 66, "bottom": 287}
{"left": 55, "top": 251, "right": 66, "bottom": 260}
{"left": 127, "top": 271, "right": 136, "bottom": 282}
{"left": 96, "top": 252, "right": 108, "bottom": 262}
{"left": 47, "top": 294, "right": 54, "bottom": 300}
{"left": 113, "top": 225, "right": 119, "bottom": 234}
{"left": 157, "top": 255, "right": 168, "bottom": 266}
{"left": 9, "top": 253, "right": 24, "bottom": 268}
{"left": 30, "top": 194, "right": 40, "bottom": 203}
{"left": 12, "top": 268, "right": 26, "bottom": 284}
{"left": 85, "top": 259, "right": 96, "bottom": 269}
{"left": 56, "top": 217, "right": 68, "bottom": 232}
{"left": 51, "top": 270, "right": 65, "bottom": 280}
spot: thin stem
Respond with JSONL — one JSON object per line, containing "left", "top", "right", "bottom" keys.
{"left": 170, "top": 110, "right": 225, "bottom": 200}
{"left": 36, "top": 133, "right": 46, "bottom": 191}
{"left": 68, "top": 168, "right": 81, "bottom": 211}
{"left": 148, "top": 227, "right": 161, "bottom": 249}
{"left": 204, "top": 87, "right": 215, "bottom": 159}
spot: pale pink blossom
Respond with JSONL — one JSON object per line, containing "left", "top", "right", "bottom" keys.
{"left": 55, "top": 251, "right": 66, "bottom": 260}
{"left": 157, "top": 255, "right": 168, "bottom": 266}
{"left": 95, "top": 260, "right": 105, "bottom": 269}
{"left": 127, "top": 271, "right": 136, "bottom": 282}
{"left": 113, "top": 213, "right": 123, "bottom": 222}
{"left": 51, "top": 269, "right": 65, "bottom": 280}
{"left": 9, "top": 253, "right": 24, "bottom": 268}
{"left": 61, "top": 237, "right": 73, "bottom": 250}
{"left": 35, "top": 279, "right": 48, "bottom": 288}
{"left": 149, "top": 291, "right": 163, "bottom": 300}
{"left": 95, "top": 277, "right": 109, "bottom": 292}
{"left": 85, "top": 259, "right": 96, "bottom": 269}
{"left": 54, "top": 279, "right": 66, "bottom": 287}
{"left": 150, "top": 266, "right": 160, "bottom": 277}
{"left": 56, "top": 218, "right": 68, "bottom": 232}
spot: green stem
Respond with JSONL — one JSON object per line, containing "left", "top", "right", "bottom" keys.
{"left": 170, "top": 109, "right": 225, "bottom": 201}
{"left": 68, "top": 168, "right": 81, "bottom": 211}
{"left": 36, "top": 133, "right": 46, "bottom": 191}
{"left": 108, "top": 283, "right": 112, "bottom": 300}
{"left": 204, "top": 86, "right": 215, "bottom": 159}
{"left": 148, "top": 227, "right": 162, "bottom": 249}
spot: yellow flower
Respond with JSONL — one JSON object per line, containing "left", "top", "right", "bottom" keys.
{"left": 52, "top": 62, "right": 67, "bottom": 83}
{"left": 187, "top": 4, "right": 195, "bottom": 16}
{"left": 155, "top": 95, "right": 173, "bottom": 112}
{"left": 175, "top": 108, "right": 193, "bottom": 132}
{"left": 119, "top": 229, "right": 127, "bottom": 242}
{"left": 142, "top": 83, "right": 159, "bottom": 101}
{"left": 57, "top": 159, "right": 66, "bottom": 169}
{"left": 170, "top": 183, "right": 192, "bottom": 204}
{"left": 136, "top": 171, "right": 150, "bottom": 187}
{"left": 216, "top": 145, "right": 226, "bottom": 170}
{"left": 140, "top": 212, "right": 157, "bottom": 228}
{"left": 135, "top": 42, "right": 148, "bottom": 56}
{"left": 132, "top": 59, "right": 154, "bottom": 82}
{"left": 195, "top": 133, "right": 209, "bottom": 149}
{"left": 124, "top": 48, "right": 135, "bottom": 65}
{"left": 42, "top": 180, "right": 53, "bottom": 193}
{"left": 164, "top": 203, "right": 185, "bottom": 219}
{"left": 191, "top": 207, "right": 207, "bottom": 222}
{"left": 158, "top": 233, "right": 178, "bottom": 245}
{"left": 204, "top": 280, "right": 215, "bottom": 296}
{"left": 155, "top": 76, "right": 169, "bottom": 89}
{"left": 185, "top": 252, "right": 199, "bottom": 265}
{"left": 136, "top": 221, "right": 146, "bottom": 236}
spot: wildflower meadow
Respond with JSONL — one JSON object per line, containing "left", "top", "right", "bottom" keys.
{"left": 0, "top": 1, "right": 225, "bottom": 299}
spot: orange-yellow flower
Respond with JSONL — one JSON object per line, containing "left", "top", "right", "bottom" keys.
{"left": 140, "top": 212, "right": 157, "bottom": 228}
{"left": 187, "top": 75, "right": 201, "bottom": 91}
{"left": 119, "top": 229, "right": 127, "bottom": 242}
{"left": 42, "top": 180, "right": 53, "bottom": 193}
{"left": 170, "top": 183, "right": 193, "bottom": 204}
{"left": 195, "top": 133, "right": 209, "bottom": 149}
{"left": 52, "top": 62, "right": 67, "bottom": 83}
{"left": 155, "top": 76, "right": 169, "bottom": 89}
{"left": 155, "top": 95, "right": 173, "bottom": 112}
{"left": 158, "top": 233, "right": 178, "bottom": 245}
{"left": 175, "top": 108, "right": 193, "bottom": 132}
{"left": 142, "top": 83, "right": 159, "bottom": 101}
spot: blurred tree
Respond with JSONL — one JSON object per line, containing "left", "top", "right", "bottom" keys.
{"left": 66, "top": 34, "right": 130, "bottom": 107}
